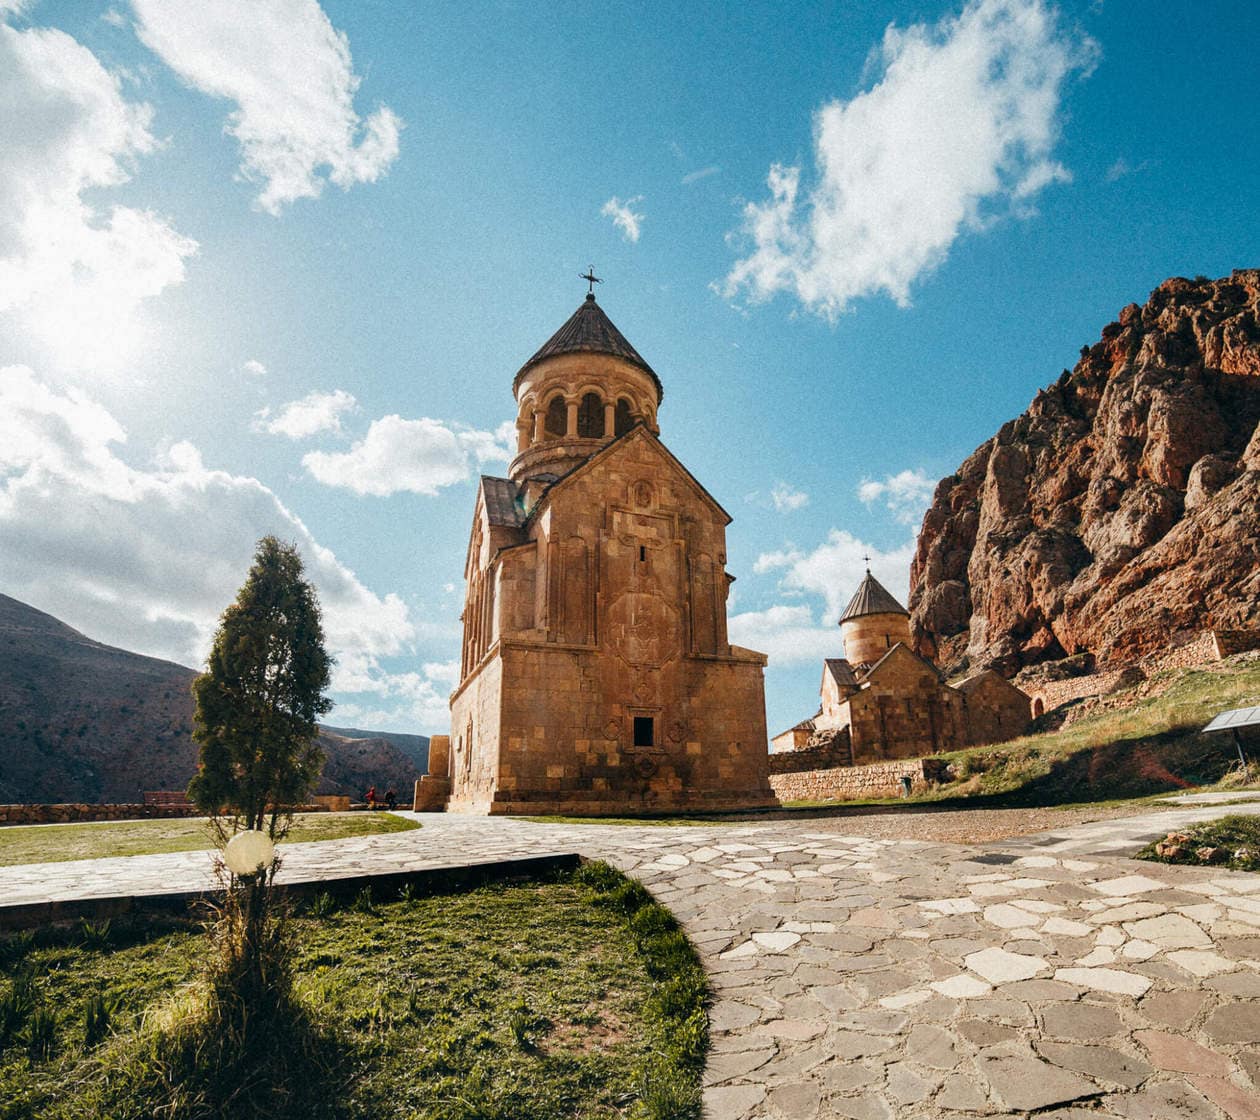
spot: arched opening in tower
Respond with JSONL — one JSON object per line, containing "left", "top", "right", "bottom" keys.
{"left": 544, "top": 395, "right": 567, "bottom": 439}
{"left": 577, "top": 392, "right": 603, "bottom": 437}
{"left": 614, "top": 398, "right": 635, "bottom": 436}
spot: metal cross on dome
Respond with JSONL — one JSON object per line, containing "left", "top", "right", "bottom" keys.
{"left": 580, "top": 266, "right": 603, "bottom": 295}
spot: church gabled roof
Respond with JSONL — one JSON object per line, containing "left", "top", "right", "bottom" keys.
{"left": 839, "top": 570, "right": 909, "bottom": 623}
{"left": 858, "top": 641, "right": 945, "bottom": 684}
{"left": 478, "top": 476, "right": 526, "bottom": 528}
{"left": 822, "top": 658, "right": 859, "bottom": 694}
{"left": 513, "top": 294, "right": 663, "bottom": 400}
{"left": 525, "top": 424, "right": 730, "bottom": 525}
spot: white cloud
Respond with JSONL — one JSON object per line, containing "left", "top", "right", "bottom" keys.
{"left": 254, "top": 388, "right": 357, "bottom": 439}
{"left": 723, "top": 0, "right": 1093, "bottom": 318}
{"left": 770, "top": 481, "right": 810, "bottom": 512}
{"left": 302, "top": 416, "right": 515, "bottom": 497}
{"left": 242, "top": 358, "right": 268, "bottom": 377}
{"left": 130, "top": 0, "right": 402, "bottom": 214}
{"left": 328, "top": 653, "right": 454, "bottom": 732}
{"left": 754, "top": 529, "right": 916, "bottom": 622}
{"left": 728, "top": 604, "right": 836, "bottom": 665}
{"left": 601, "top": 195, "right": 645, "bottom": 242}
{"left": 0, "top": 366, "right": 413, "bottom": 675}
{"left": 1104, "top": 156, "right": 1152, "bottom": 183}
{"left": 857, "top": 468, "right": 936, "bottom": 524}
{"left": 0, "top": 19, "right": 197, "bottom": 370}
{"left": 682, "top": 166, "right": 720, "bottom": 185}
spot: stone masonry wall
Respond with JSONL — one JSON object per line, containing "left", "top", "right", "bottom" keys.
{"left": 846, "top": 647, "right": 965, "bottom": 764}
{"left": 1028, "top": 630, "right": 1238, "bottom": 715}
{"left": 1214, "top": 629, "right": 1260, "bottom": 658}
{"left": 769, "top": 758, "right": 950, "bottom": 803}
{"left": 768, "top": 734, "right": 852, "bottom": 775}
{"left": 0, "top": 803, "right": 203, "bottom": 825}
{"left": 0, "top": 802, "right": 332, "bottom": 826}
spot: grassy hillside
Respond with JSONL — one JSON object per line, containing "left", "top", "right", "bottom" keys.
{"left": 0, "top": 594, "right": 421, "bottom": 804}
{"left": 920, "top": 652, "right": 1260, "bottom": 806}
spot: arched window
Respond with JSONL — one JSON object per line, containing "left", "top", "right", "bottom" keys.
{"left": 577, "top": 392, "right": 603, "bottom": 438}
{"left": 614, "top": 398, "right": 635, "bottom": 436}
{"left": 544, "top": 396, "right": 567, "bottom": 439}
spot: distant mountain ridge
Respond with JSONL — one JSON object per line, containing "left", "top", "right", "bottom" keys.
{"left": 0, "top": 593, "right": 424, "bottom": 803}
{"left": 321, "top": 725, "right": 429, "bottom": 773}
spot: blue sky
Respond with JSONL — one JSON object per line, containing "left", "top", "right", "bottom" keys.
{"left": 2, "top": 0, "right": 1257, "bottom": 737}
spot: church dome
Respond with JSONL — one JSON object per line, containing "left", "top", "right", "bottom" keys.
{"left": 509, "top": 288, "right": 663, "bottom": 491}
{"left": 838, "top": 569, "right": 911, "bottom": 667}
{"left": 514, "top": 293, "right": 663, "bottom": 402}
{"left": 839, "top": 570, "right": 909, "bottom": 622}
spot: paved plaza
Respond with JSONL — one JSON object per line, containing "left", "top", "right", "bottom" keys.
{"left": 2, "top": 801, "right": 1260, "bottom": 1118}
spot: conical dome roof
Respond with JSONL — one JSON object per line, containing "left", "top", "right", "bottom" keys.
{"left": 513, "top": 294, "right": 662, "bottom": 400}
{"left": 839, "top": 570, "right": 909, "bottom": 623}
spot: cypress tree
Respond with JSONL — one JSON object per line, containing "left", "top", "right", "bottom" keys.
{"left": 189, "top": 536, "right": 332, "bottom": 838}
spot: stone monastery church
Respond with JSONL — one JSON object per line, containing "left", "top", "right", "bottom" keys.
{"left": 772, "top": 569, "right": 1031, "bottom": 765}
{"left": 416, "top": 288, "right": 777, "bottom": 814}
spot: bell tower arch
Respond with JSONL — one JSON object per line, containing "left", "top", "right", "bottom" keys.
{"left": 509, "top": 291, "right": 663, "bottom": 499}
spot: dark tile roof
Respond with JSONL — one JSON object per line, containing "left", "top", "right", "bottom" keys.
{"left": 823, "top": 658, "right": 859, "bottom": 693}
{"left": 479, "top": 476, "right": 525, "bottom": 528}
{"left": 514, "top": 295, "right": 662, "bottom": 400}
{"left": 839, "top": 570, "right": 909, "bottom": 623}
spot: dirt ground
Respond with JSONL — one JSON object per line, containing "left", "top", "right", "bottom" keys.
{"left": 766, "top": 801, "right": 1180, "bottom": 845}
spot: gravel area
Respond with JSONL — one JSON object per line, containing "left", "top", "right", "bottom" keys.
{"left": 770, "top": 802, "right": 1182, "bottom": 845}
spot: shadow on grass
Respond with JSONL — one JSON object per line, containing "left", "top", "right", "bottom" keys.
{"left": 79, "top": 993, "right": 354, "bottom": 1120}
{"left": 939, "top": 728, "right": 1240, "bottom": 811}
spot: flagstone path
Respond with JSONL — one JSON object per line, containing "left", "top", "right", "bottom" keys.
{"left": 2, "top": 803, "right": 1259, "bottom": 1118}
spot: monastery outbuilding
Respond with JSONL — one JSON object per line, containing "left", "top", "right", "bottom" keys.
{"left": 772, "top": 569, "right": 1032, "bottom": 765}
{"left": 416, "top": 286, "right": 776, "bottom": 815}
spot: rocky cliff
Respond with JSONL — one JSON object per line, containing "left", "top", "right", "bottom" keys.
{"left": 0, "top": 593, "right": 423, "bottom": 803}
{"left": 910, "top": 270, "right": 1260, "bottom": 676}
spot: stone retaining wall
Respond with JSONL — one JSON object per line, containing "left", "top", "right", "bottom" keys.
{"left": 0, "top": 803, "right": 204, "bottom": 826}
{"left": 0, "top": 802, "right": 331, "bottom": 826}
{"left": 1142, "top": 630, "right": 1220, "bottom": 675}
{"left": 1213, "top": 630, "right": 1260, "bottom": 658}
{"left": 769, "top": 757, "right": 949, "bottom": 802}
{"left": 1029, "top": 629, "right": 1251, "bottom": 716}
{"left": 768, "top": 734, "right": 851, "bottom": 775}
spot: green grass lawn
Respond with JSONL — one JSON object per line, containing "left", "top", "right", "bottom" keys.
{"left": 0, "top": 865, "right": 705, "bottom": 1120}
{"left": 0, "top": 811, "right": 420, "bottom": 867}
{"left": 1137, "top": 813, "right": 1260, "bottom": 874}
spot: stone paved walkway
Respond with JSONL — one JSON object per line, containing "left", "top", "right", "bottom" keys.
{"left": 2, "top": 805, "right": 1260, "bottom": 1119}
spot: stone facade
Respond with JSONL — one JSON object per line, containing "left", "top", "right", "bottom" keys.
{"left": 770, "top": 719, "right": 814, "bottom": 754}
{"left": 957, "top": 670, "right": 1037, "bottom": 747}
{"left": 776, "top": 571, "right": 1031, "bottom": 766}
{"left": 412, "top": 735, "right": 451, "bottom": 811}
{"left": 432, "top": 293, "right": 775, "bottom": 815}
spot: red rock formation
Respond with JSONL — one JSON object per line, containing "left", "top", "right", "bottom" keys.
{"left": 910, "top": 271, "right": 1260, "bottom": 676}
